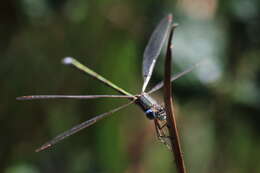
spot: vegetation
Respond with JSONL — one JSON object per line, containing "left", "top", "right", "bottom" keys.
{"left": 1, "top": 1, "right": 259, "bottom": 173}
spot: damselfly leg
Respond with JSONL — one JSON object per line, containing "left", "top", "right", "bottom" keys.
{"left": 154, "top": 119, "right": 172, "bottom": 149}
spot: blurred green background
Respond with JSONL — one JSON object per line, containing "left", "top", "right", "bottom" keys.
{"left": 1, "top": 0, "right": 260, "bottom": 173}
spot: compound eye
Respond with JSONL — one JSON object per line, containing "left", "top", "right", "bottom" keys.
{"left": 145, "top": 109, "right": 155, "bottom": 119}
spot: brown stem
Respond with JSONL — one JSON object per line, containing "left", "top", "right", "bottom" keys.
{"left": 164, "top": 24, "right": 186, "bottom": 173}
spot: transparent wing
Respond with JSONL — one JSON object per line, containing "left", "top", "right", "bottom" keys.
{"left": 17, "top": 95, "right": 134, "bottom": 100}
{"left": 142, "top": 14, "right": 172, "bottom": 92}
{"left": 147, "top": 61, "right": 202, "bottom": 94}
{"left": 35, "top": 101, "right": 134, "bottom": 152}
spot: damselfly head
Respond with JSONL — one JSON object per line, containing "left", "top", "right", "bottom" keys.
{"left": 145, "top": 107, "right": 166, "bottom": 120}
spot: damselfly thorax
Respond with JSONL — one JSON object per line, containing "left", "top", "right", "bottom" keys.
{"left": 135, "top": 93, "right": 166, "bottom": 120}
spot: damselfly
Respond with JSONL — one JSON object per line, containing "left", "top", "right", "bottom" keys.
{"left": 17, "top": 14, "right": 199, "bottom": 152}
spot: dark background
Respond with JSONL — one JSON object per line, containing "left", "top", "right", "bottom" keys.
{"left": 1, "top": 0, "right": 260, "bottom": 173}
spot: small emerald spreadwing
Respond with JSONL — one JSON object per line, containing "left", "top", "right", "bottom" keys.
{"left": 17, "top": 14, "right": 200, "bottom": 152}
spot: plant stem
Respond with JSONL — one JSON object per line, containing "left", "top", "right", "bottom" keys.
{"left": 164, "top": 24, "right": 186, "bottom": 173}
